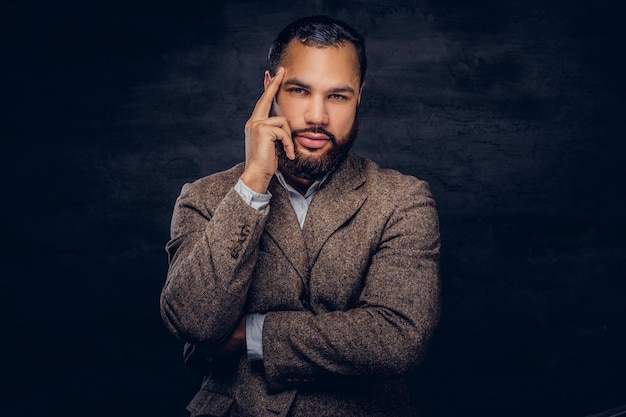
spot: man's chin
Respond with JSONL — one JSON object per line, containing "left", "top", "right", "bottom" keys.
{"left": 279, "top": 148, "right": 349, "bottom": 182}
{"left": 277, "top": 119, "right": 358, "bottom": 181}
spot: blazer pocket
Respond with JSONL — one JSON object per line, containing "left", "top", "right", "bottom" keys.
{"left": 186, "top": 389, "right": 233, "bottom": 417}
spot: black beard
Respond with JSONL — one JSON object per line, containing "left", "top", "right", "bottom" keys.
{"left": 276, "top": 118, "right": 359, "bottom": 181}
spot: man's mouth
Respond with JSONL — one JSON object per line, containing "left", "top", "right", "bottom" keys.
{"left": 292, "top": 127, "right": 335, "bottom": 150}
{"left": 296, "top": 134, "right": 330, "bottom": 149}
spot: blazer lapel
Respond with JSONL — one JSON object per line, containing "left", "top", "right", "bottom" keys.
{"left": 302, "top": 153, "right": 368, "bottom": 267}
{"left": 264, "top": 176, "right": 310, "bottom": 281}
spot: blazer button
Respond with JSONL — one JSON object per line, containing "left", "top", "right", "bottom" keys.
{"left": 231, "top": 248, "right": 239, "bottom": 259}
{"left": 241, "top": 225, "right": 251, "bottom": 236}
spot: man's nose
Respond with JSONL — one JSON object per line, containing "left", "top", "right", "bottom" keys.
{"left": 304, "top": 96, "right": 329, "bottom": 125}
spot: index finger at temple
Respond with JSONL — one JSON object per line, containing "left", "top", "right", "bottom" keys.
{"left": 250, "top": 67, "right": 284, "bottom": 121}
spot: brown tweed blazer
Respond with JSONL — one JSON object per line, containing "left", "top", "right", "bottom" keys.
{"left": 161, "top": 152, "right": 441, "bottom": 417}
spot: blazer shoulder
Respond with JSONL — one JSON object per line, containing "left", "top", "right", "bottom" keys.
{"left": 359, "top": 157, "right": 435, "bottom": 203}
{"left": 178, "top": 162, "right": 245, "bottom": 207}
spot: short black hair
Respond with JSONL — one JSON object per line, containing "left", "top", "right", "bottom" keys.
{"left": 268, "top": 15, "right": 367, "bottom": 85}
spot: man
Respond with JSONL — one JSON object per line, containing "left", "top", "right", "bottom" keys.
{"left": 161, "top": 15, "right": 441, "bottom": 417}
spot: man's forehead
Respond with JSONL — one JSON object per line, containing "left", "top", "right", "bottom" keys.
{"left": 280, "top": 40, "right": 361, "bottom": 86}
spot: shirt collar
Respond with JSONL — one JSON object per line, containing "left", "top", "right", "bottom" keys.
{"left": 275, "top": 170, "right": 330, "bottom": 199}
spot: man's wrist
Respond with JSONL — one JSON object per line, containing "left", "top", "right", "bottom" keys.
{"left": 240, "top": 170, "right": 272, "bottom": 194}
{"left": 235, "top": 178, "right": 271, "bottom": 211}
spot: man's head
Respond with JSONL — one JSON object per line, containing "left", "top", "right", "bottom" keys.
{"left": 265, "top": 16, "right": 367, "bottom": 182}
{"left": 268, "top": 15, "right": 367, "bottom": 85}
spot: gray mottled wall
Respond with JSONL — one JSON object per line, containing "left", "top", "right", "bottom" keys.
{"left": 4, "top": 0, "right": 625, "bottom": 416}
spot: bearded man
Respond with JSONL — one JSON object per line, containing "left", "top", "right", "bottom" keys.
{"left": 160, "top": 15, "right": 441, "bottom": 417}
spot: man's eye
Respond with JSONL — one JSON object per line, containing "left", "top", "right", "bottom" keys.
{"left": 290, "top": 88, "right": 307, "bottom": 95}
{"left": 329, "top": 94, "right": 346, "bottom": 100}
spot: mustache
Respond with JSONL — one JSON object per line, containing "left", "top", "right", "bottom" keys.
{"left": 292, "top": 127, "right": 336, "bottom": 144}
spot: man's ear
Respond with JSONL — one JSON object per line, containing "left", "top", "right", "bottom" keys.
{"left": 357, "top": 83, "right": 365, "bottom": 106}
{"left": 263, "top": 70, "right": 272, "bottom": 90}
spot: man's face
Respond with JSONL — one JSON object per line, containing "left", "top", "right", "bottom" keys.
{"left": 265, "top": 40, "right": 363, "bottom": 180}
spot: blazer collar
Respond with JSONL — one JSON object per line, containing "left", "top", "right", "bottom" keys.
{"left": 302, "top": 153, "right": 368, "bottom": 266}
{"left": 265, "top": 176, "right": 309, "bottom": 280}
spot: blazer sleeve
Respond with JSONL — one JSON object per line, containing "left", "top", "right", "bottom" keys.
{"left": 160, "top": 181, "right": 269, "bottom": 346}
{"left": 261, "top": 179, "right": 441, "bottom": 391}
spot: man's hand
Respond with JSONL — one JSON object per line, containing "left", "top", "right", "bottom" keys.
{"left": 240, "top": 67, "right": 295, "bottom": 194}
{"left": 211, "top": 315, "right": 247, "bottom": 356}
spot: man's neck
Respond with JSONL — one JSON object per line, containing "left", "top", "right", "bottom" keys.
{"left": 281, "top": 170, "right": 313, "bottom": 196}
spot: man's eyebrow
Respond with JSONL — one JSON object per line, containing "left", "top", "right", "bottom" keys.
{"left": 329, "top": 86, "right": 356, "bottom": 95}
{"left": 283, "top": 78, "right": 310, "bottom": 89}
{"left": 283, "top": 78, "right": 355, "bottom": 95}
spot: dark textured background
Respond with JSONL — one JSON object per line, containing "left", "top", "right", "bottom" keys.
{"left": 3, "top": 0, "right": 625, "bottom": 416}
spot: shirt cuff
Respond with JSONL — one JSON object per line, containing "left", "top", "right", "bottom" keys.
{"left": 235, "top": 178, "right": 271, "bottom": 211}
{"left": 245, "top": 313, "right": 266, "bottom": 361}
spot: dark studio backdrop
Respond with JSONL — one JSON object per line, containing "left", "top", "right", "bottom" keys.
{"left": 3, "top": 0, "right": 625, "bottom": 416}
